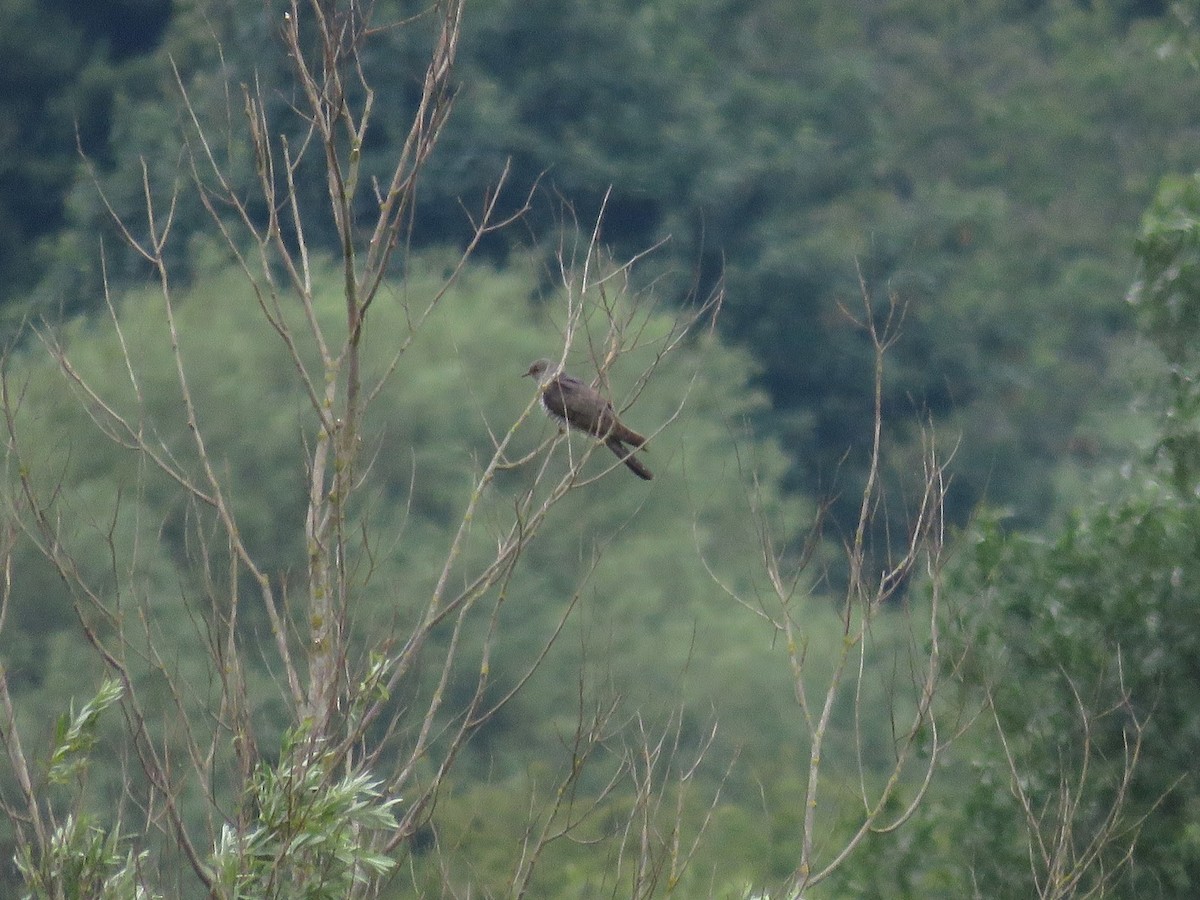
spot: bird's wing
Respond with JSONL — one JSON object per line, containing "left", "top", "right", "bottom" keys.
{"left": 544, "top": 375, "right": 611, "bottom": 435}
{"left": 544, "top": 374, "right": 647, "bottom": 445}
{"left": 539, "top": 375, "right": 575, "bottom": 422}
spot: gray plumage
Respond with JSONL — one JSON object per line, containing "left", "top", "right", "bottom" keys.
{"left": 524, "top": 358, "right": 653, "bottom": 480}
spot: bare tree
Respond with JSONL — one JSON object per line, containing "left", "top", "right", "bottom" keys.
{"left": 0, "top": 1, "right": 718, "bottom": 896}
{"left": 979, "top": 656, "right": 1160, "bottom": 899}
{"left": 700, "top": 283, "right": 958, "bottom": 896}
{"left": 0, "top": 4, "right": 1153, "bottom": 899}
{"left": 702, "top": 281, "right": 1155, "bottom": 899}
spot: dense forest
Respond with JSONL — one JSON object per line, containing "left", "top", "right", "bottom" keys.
{"left": 1, "top": 0, "right": 1199, "bottom": 896}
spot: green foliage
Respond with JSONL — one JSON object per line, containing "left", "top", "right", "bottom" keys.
{"left": 11, "top": 678, "right": 157, "bottom": 900}
{"left": 943, "top": 493, "right": 1200, "bottom": 897}
{"left": 210, "top": 725, "right": 399, "bottom": 899}
{"left": 0, "top": 0, "right": 93, "bottom": 303}
{"left": 434, "top": 0, "right": 1200, "bottom": 532}
{"left": 8, "top": 0, "right": 1199, "bottom": 889}
{"left": 25, "top": 0, "right": 1194, "bottom": 538}
{"left": 803, "top": 146, "right": 1200, "bottom": 897}
{"left": 3, "top": 251, "right": 870, "bottom": 892}
{"left": 825, "top": 489, "right": 1200, "bottom": 897}
{"left": 15, "top": 815, "right": 157, "bottom": 900}
{"left": 47, "top": 677, "right": 123, "bottom": 786}
{"left": 25, "top": 2, "right": 279, "bottom": 322}
{"left": 0, "top": 0, "right": 171, "bottom": 308}
{"left": 1131, "top": 171, "right": 1200, "bottom": 494}
{"left": 709, "top": 1, "right": 1197, "bottom": 530}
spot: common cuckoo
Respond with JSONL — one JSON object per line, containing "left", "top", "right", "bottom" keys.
{"left": 523, "top": 358, "right": 653, "bottom": 480}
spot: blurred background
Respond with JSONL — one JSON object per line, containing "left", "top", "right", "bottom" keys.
{"left": 3, "top": 0, "right": 1200, "bottom": 896}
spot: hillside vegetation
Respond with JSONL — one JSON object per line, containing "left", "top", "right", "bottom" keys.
{"left": 1, "top": 0, "right": 1199, "bottom": 896}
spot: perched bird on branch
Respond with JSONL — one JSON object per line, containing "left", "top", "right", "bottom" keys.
{"left": 524, "top": 358, "right": 653, "bottom": 480}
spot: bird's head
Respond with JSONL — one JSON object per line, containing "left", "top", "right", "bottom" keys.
{"left": 523, "top": 359, "right": 558, "bottom": 384}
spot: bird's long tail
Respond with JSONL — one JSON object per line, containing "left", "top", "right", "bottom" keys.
{"left": 607, "top": 439, "right": 653, "bottom": 480}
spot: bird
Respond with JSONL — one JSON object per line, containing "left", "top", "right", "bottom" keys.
{"left": 523, "top": 358, "right": 653, "bottom": 480}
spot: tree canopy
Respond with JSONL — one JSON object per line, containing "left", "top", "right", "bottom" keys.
{"left": 2, "top": 0, "right": 1200, "bottom": 896}
{"left": 19, "top": 0, "right": 1200, "bottom": 531}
